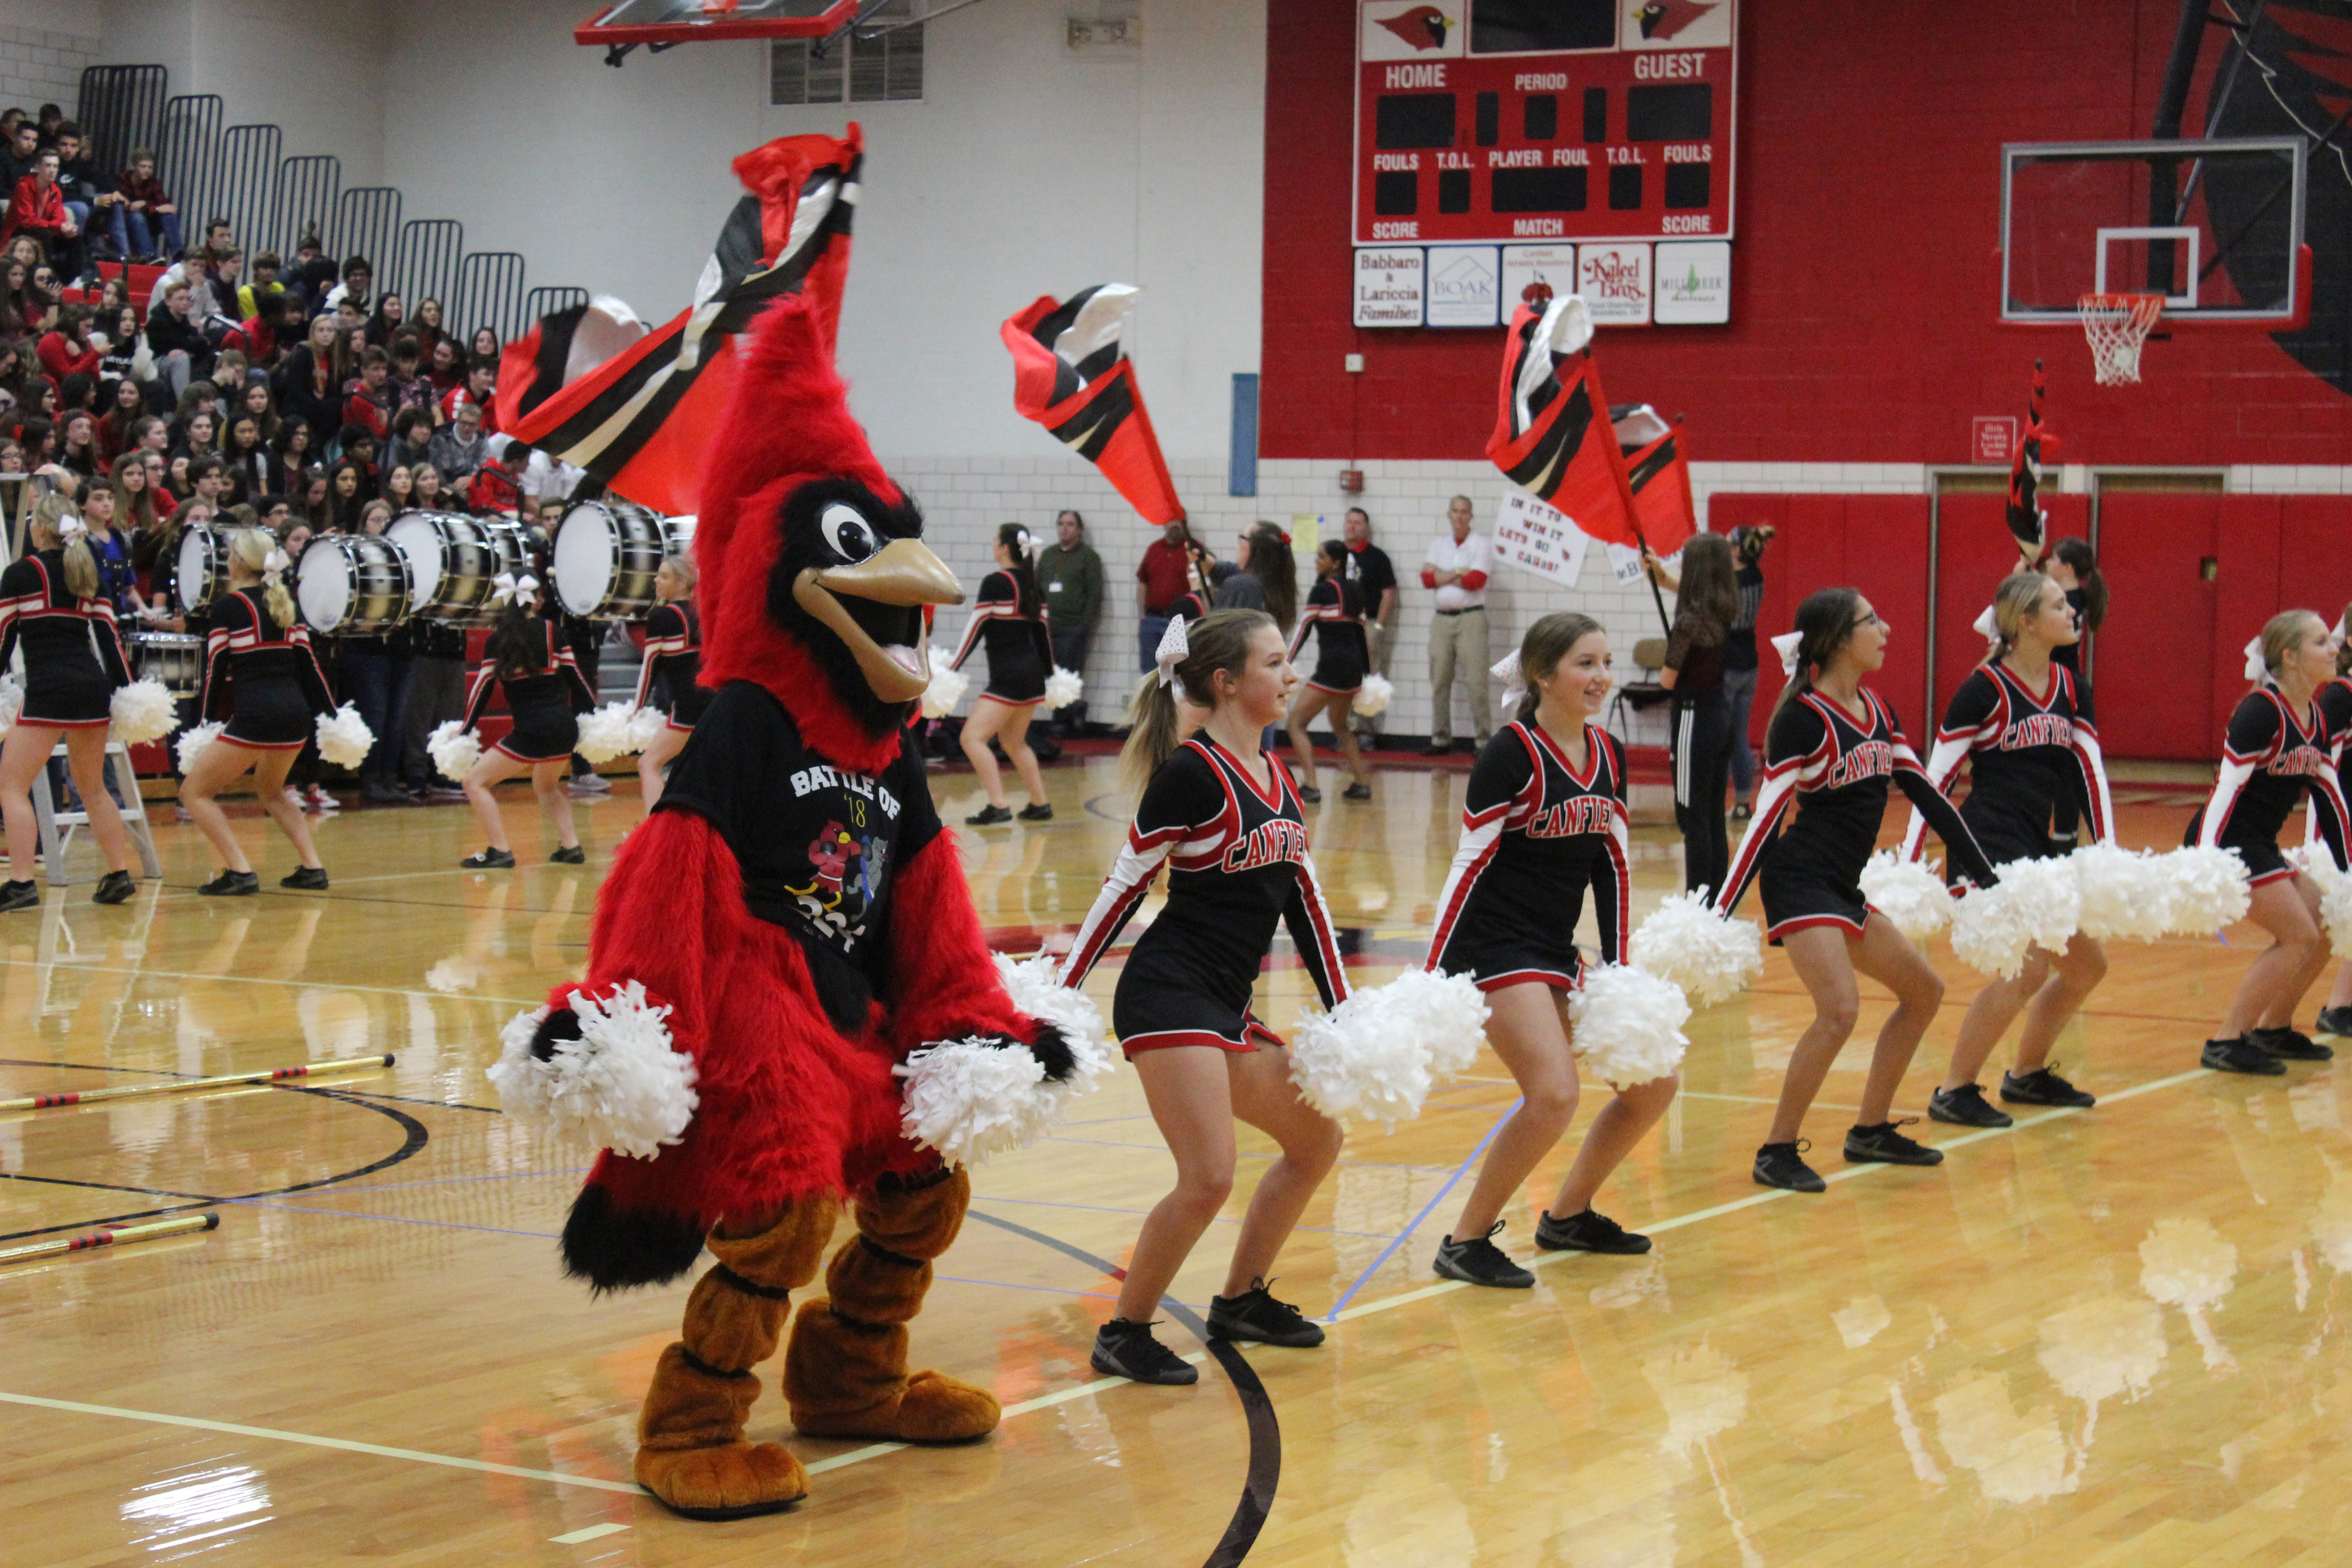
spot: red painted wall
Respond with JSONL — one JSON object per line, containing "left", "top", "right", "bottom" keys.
{"left": 1263, "top": 0, "right": 2352, "bottom": 466}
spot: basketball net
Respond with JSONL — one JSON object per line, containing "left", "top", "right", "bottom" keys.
{"left": 2077, "top": 293, "right": 2166, "bottom": 386}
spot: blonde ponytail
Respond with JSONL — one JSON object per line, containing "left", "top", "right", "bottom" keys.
{"left": 231, "top": 527, "right": 298, "bottom": 630}
{"left": 30, "top": 494, "right": 102, "bottom": 600}
{"left": 1117, "top": 608, "right": 1275, "bottom": 793}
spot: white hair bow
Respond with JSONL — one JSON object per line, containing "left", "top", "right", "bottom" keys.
{"left": 1972, "top": 604, "right": 1998, "bottom": 644}
{"left": 492, "top": 572, "right": 540, "bottom": 607}
{"left": 56, "top": 513, "right": 87, "bottom": 543}
{"left": 1015, "top": 528, "right": 1035, "bottom": 554}
{"left": 1154, "top": 615, "right": 1190, "bottom": 688}
{"left": 2244, "top": 635, "right": 2270, "bottom": 683}
{"left": 1771, "top": 631, "right": 1804, "bottom": 679}
{"left": 1490, "top": 650, "right": 1527, "bottom": 715}
{"left": 262, "top": 548, "right": 290, "bottom": 574}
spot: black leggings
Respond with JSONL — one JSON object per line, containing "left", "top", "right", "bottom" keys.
{"left": 1674, "top": 691, "right": 1733, "bottom": 897}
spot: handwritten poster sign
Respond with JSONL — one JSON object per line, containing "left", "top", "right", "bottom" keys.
{"left": 1493, "top": 491, "right": 1591, "bottom": 588}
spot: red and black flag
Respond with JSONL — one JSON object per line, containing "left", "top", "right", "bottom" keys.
{"left": 1001, "top": 284, "right": 1186, "bottom": 525}
{"left": 2006, "top": 359, "right": 2049, "bottom": 553}
{"left": 1612, "top": 402, "right": 1697, "bottom": 556}
{"left": 1487, "top": 295, "right": 1641, "bottom": 548}
{"left": 494, "top": 127, "right": 862, "bottom": 517}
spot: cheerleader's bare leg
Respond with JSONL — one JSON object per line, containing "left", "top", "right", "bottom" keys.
{"left": 250, "top": 745, "right": 321, "bottom": 869}
{"left": 1549, "top": 1071, "right": 1680, "bottom": 1218}
{"left": 2222, "top": 876, "right": 2329, "bottom": 1038}
{"left": 1328, "top": 697, "right": 1371, "bottom": 787}
{"left": 959, "top": 698, "right": 1010, "bottom": 808}
{"left": 1945, "top": 936, "right": 2105, "bottom": 1091}
{"left": 1219, "top": 1040, "right": 1343, "bottom": 1295}
{"left": 0, "top": 724, "right": 64, "bottom": 879}
{"left": 996, "top": 701, "right": 1048, "bottom": 807}
{"left": 1774, "top": 917, "right": 1942, "bottom": 1142}
{"left": 181, "top": 739, "right": 260, "bottom": 873}
{"left": 1286, "top": 688, "right": 1325, "bottom": 791}
{"left": 1447, "top": 982, "right": 1581, "bottom": 1242}
{"left": 57, "top": 728, "right": 132, "bottom": 873}
{"left": 637, "top": 721, "right": 688, "bottom": 809}
{"left": 532, "top": 759, "right": 580, "bottom": 850}
{"left": 463, "top": 750, "right": 530, "bottom": 853}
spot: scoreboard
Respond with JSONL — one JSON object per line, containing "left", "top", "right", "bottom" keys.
{"left": 1352, "top": 0, "right": 1737, "bottom": 252}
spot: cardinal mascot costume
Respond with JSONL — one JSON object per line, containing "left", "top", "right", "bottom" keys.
{"left": 492, "top": 291, "right": 1074, "bottom": 1520}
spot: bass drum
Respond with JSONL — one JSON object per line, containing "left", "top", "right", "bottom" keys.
{"left": 552, "top": 499, "right": 692, "bottom": 620}
{"left": 387, "top": 510, "right": 525, "bottom": 622}
{"left": 298, "top": 534, "right": 413, "bottom": 635}
{"left": 175, "top": 525, "right": 231, "bottom": 612}
{"left": 129, "top": 632, "right": 205, "bottom": 696}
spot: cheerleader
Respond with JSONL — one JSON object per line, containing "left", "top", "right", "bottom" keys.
{"left": 1284, "top": 539, "right": 1373, "bottom": 803}
{"left": 632, "top": 553, "right": 707, "bottom": 809}
{"left": 948, "top": 523, "right": 1054, "bottom": 825}
{"left": 1423, "top": 613, "right": 1672, "bottom": 1286}
{"left": 0, "top": 495, "right": 137, "bottom": 910}
{"left": 2313, "top": 603, "right": 2352, "bottom": 1039}
{"left": 1058, "top": 610, "right": 1347, "bottom": 1384}
{"left": 182, "top": 529, "right": 335, "bottom": 894}
{"left": 1901, "top": 572, "right": 2117, "bottom": 1124}
{"left": 454, "top": 578, "right": 597, "bottom": 867}
{"left": 2187, "top": 610, "right": 2349, "bottom": 1073}
{"left": 1716, "top": 588, "right": 2000, "bottom": 1191}
{"left": 2035, "top": 537, "right": 2107, "bottom": 850}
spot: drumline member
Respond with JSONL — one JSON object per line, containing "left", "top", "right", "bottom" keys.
{"left": 1424, "top": 613, "right": 1673, "bottom": 1286}
{"left": 1715, "top": 588, "right": 2000, "bottom": 1193}
{"left": 1058, "top": 610, "right": 1347, "bottom": 1385}
{"left": 1900, "top": 572, "right": 2116, "bottom": 1125}
{"left": 948, "top": 523, "right": 1054, "bottom": 825}
{"left": 1284, "top": 539, "right": 1373, "bottom": 804}
{"left": 2186, "top": 610, "right": 2350, "bottom": 1074}
{"left": 2312, "top": 602, "right": 2352, "bottom": 1039}
{"left": 632, "top": 553, "right": 708, "bottom": 810}
{"left": 0, "top": 496, "right": 138, "bottom": 910}
{"left": 182, "top": 529, "right": 336, "bottom": 894}
{"left": 454, "top": 577, "right": 597, "bottom": 868}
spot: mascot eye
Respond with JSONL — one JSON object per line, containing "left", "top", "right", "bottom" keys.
{"left": 819, "top": 503, "right": 880, "bottom": 564}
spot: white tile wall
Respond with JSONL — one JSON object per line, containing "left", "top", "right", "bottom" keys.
{"left": 0, "top": 25, "right": 96, "bottom": 119}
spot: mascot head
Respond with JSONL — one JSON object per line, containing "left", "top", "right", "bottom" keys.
{"left": 694, "top": 294, "right": 962, "bottom": 771}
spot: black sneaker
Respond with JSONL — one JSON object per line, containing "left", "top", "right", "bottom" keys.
{"left": 278, "top": 866, "right": 329, "bottom": 891}
{"left": 1845, "top": 1119, "right": 1944, "bottom": 1166}
{"left": 1999, "top": 1065, "right": 2094, "bottom": 1107}
{"left": 0, "top": 879, "right": 37, "bottom": 913}
{"left": 1298, "top": 784, "right": 1323, "bottom": 804}
{"left": 1017, "top": 803, "right": 1054, "bottom": 822}
{"left": 2317, "top": 1006, "right": 2352, "bottom": 1038}
{"left": 460, "top": 848, "right": 516, "bottom": 870}
{"left": 1089, "top": 1319, "right": 1198, "bottom": 1385}
{"left": 2252, "top": 1025, "right": 2334, "bottom": 1061}
{"left": 1929, "top": 1083, "right": 2013, "bottom": 1127}
{"left": 965, "top": 804, "right": 1013, "bottom": 826}
{"left": 198, "top": 870, "right": 260, "bottom": 897}
{"left": 2202, "top": 1035, "right": 2287, "bottom": 1076}
{"left": 1207, "top": 1278, "right": 1328, "bottom": 1344}
{"left": 1343, "top": 781, "right": 1373, "bottom": 801}
{"left": 549, "top": 845, "right": 586, "bottom": 865}
{"left": 1535, "top": 1207, "right": 1651, "bottom": 1254}
{"left": 1431, "top": 1224, "right": 1535, "bottom": 1288}
{"left": 92, "top": 869, "right": 136, "bottom": 906}
{"left": 1754, "top": 1140, "right": 1824, "bottom": 1191}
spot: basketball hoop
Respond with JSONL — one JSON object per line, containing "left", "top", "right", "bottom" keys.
{"left": 2076, "top": 293, "right": 2165, "bottom": 386}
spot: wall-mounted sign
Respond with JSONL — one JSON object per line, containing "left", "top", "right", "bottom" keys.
{"left": 1426, "top": 244, "right": 1502, "bottom": 326}
{"left": 1578, "top": 241, "right": 1653, "bottom": 325}
{"left": 1652, "top": 238, "right": 1731, "bottom": 323}
{"left": 1353, "top": 246, "right": 1426, "bottom": 326}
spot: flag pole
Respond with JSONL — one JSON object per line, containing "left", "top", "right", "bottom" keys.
{"left": 1631, "top": 519, "right": 1673, "bottom": 637}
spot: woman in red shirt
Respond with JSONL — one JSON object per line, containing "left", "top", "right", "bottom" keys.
{"left": 37, "top": 304, "right": 101, "bottom": 383}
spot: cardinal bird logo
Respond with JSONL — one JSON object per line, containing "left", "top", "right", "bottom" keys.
{"left": 1636, "top": 0, "right": 1716, "bottom": 40}
{"left": 1377, "top": 5, "right": 1450, "bottom": 50}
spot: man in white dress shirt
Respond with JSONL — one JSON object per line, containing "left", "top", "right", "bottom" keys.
{"left": 1420, "top": 495, "right": 1495, "bottom": 755}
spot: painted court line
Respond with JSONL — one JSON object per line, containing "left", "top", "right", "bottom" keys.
{"left": 0, "top": 956, "right": 544, "bottom": 1008}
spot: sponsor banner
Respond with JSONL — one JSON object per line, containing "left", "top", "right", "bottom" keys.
{"left": 1652, "top": 239, "right": 1730, "bottom": 323}
{"left": 1426, "top": 244, "right": 1502, "bottom": 327}
{"left": 1353, "top": 246, "right": 1426, "bottom": 327}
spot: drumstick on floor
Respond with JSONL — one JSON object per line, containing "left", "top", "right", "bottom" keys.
{"left": 0, "top": 1054, "right": 395, "bottom": 1113}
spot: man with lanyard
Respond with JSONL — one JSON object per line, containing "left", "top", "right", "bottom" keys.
{"left": 1420, "top": 494, "right": 1495, "bottom": 755}
{"left": 1041, "top": 509, "right": 1102, "bottom": 736}
{"left": 1341, "top": 505, "right": 1397, "bottom": 748}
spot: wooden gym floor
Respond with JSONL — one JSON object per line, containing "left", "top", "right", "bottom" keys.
{"left": 3, "top": 756, "right": 2348, "bottom": 1567}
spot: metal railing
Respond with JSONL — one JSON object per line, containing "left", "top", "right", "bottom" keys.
{"left": 78, "top": 68, "right": 582, "bottom": 345}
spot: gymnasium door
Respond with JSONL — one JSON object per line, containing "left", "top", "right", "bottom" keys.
{"left": 2095, "top": 492, "right": 2218, "bottom": 760}
{"left": 1929, "top": 489, "right": 2088, "bottom": 733}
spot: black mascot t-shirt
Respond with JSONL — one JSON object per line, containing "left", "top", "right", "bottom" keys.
{"left": 654, "top": 681, "right": 942, "bottom": 964}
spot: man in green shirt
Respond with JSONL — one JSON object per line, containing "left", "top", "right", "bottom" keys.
{"left": 1041, "top": 509, "right": 1103, "bottom": 734}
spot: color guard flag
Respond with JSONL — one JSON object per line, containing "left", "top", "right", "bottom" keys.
{"left": 2006, "top": 359, "right": 2050, "bottom": 552}
{"left": 1001, "top": 284, "right": 1187, "bottom": 525}
{"left": 1487, "top": 294, "right": 1642, "bottom": 549}
{"left": 495, "top": 127, "right": 862, "bottom": 516}
{"left": 1612, "top": 402, "right": 1697, "bottom": 556}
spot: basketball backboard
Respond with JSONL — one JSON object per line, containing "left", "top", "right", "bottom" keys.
{"left": 575, "top": 1, "right": 859, "bottom": 49}
{"left": 1999, "top": 136, "right": 2309, "bottom": 325}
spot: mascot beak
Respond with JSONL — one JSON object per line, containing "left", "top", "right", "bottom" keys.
{"left": 794, "top": 538, "right": 966, "bottom": 705}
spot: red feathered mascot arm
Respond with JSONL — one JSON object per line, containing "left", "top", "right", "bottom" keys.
{"left": 882, "top": 828, "right": 1070, "bottom": 1073}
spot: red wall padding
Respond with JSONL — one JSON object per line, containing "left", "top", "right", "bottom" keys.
{"left": 1262, "top": 0, "right": 2352, "bottom": 467}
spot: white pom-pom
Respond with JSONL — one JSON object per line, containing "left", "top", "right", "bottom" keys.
{"left": 1287, "top": 969, "right": 1491, "bottom": 1128}
{"left": 175, "top": 720, "right": 225, "bottom": 774}
{"left": 1352, "top": 673, "right": 1394, "bottom": 718}
{"left": 108, "top": 678, "right": 178, "bottom": 746}
{"left": 1043, "top": 666, "right": 1085, "bottom": 712}
{"left": 314, "top": 703, "right": 375, "bottom": 769}
{"left": 896, "top": 1036, "right": 1057, "bottom": 1167}
{"left": 1567, "top": 963, "right": 1691, "bottom": 1088}
{"left": 573, "top": 701, "right": 646, "bottom": 764}
{"left": 2072, "top": 842, "right": 2173, "bottom": 943}
{"left": 624, "top": 704, "right": 668, "bottom": 751}
{"left": 428, "top": 720, "right": 482, "bottom": 782}
{"left": 2288, "top": 846, "right": 2352, "bottom": 953}
{"left": 991, "top": 951, "right": 1117, "bottom": 1096}
{"left": 920, "top": 652, "right": 968, "bottom": 720}
{"left": 488, "top": 981, "right": 698, "bottom": 1158}
{"left": 1628, "top": 890, "right": 1763, "bottom": 1008}
{"left": 1949, "top": 856, "right": 2082, "bottom": 979}
{"left": 1858, "top": 851, "right": 1954, "bottom": 943}
{"left": 2155, "top": 845, "right": 2253, "bottom": 937}
{"left": 0, "top": 675, "right": 20, "bottom": 735}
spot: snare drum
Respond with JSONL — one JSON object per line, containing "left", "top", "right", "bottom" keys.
{"left": 552, "top": 499, "right": 692, "bottom": 620}
{"left": 387, "top": 510, "right": 525, "bottom": 622}
{"left": 129, "top": 632, "right": 205, "bottom": 696}
{"left": 298, "top": 534, "right": 414, "bottom": 635}
{"left": 175, "top": 525, "right": 231, "bottom": 612}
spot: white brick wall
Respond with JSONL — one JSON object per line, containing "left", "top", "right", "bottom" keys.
{"left": 0, "top": 24, "right": 97, "bottom": 118}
